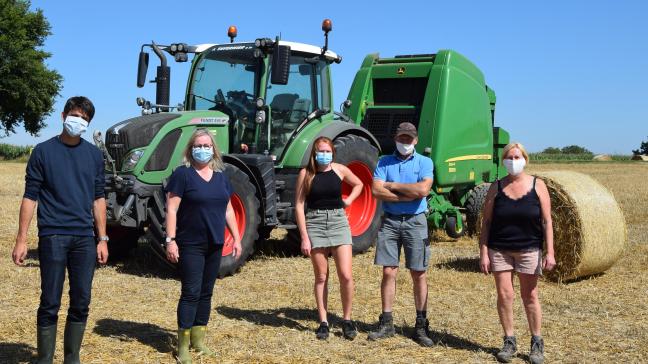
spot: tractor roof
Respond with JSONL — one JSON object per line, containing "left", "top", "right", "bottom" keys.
{"left": 192, "top": 41, "right": 339, "bottom": 61}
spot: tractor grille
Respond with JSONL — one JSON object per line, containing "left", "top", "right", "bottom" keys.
{"left": 106, "top": 132, "right": 128, "bottom": 171}
{"left": 105, "top": 113, "right": 180, "bottom": 170}
{"left": 361, "top": 108, "right": 419, "bottom": 154}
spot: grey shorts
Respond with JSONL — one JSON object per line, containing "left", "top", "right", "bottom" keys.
{"left": 374, "top": 212, "right": 430, "bottom": 271}
{"left": 306, "top": 208, "right": 353, "bottom": 249}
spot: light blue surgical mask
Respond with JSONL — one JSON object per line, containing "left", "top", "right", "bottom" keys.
{"left": 315, "top": 151, "right": 333, "bottom": 166}
{"left": 192, "top": 147, "right": 214, "bottom": 163}
{"left": 64, "top": 115, "right": 88, "bottom": 137}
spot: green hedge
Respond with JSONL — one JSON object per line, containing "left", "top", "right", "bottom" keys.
{"left": 0, "top": 143, "right": 33, "bottom": 160}
{"left": 530, "top": 153, "right": 594, "bottom": 161}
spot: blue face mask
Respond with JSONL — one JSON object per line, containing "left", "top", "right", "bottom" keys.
{"left": 315, "top": 151, "right": 333, "bottom": 166}
{"left": 192, "top": 147, "right": 214, "bottom": 163}
{"left": 64, "top": 115, "right": 88, "bottom": 137}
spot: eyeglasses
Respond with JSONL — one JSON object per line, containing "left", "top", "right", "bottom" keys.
{"left": 193, "top": 144, "right": 213, "bottom": 149}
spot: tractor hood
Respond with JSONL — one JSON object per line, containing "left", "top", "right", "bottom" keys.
{"left": 106, "top": 113, "right": 181, "bottom": 170}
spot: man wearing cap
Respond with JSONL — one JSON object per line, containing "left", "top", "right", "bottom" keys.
{"left": 368, "top": 122, "right": 435, "bottom": 346}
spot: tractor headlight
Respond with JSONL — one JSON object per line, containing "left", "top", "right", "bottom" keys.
{"left": 121, "top": 149, "right": 145, "bottom": 172}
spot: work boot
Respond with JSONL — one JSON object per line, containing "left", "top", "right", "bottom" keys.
{"left": 63, "top": 321, "right": 86, "bottom": 364}
{"left": 190, "top": 325, "right": 213, "bottom": 356}
{"left": 36, "top": 325, "right": 57, "bottom": 364}
{"left": 177, "top": 328, "right": 192, "bottom": 364}
{"left": 529, "top": 335, "right": 545, "bottom": 364}
{"left": 412, "top": 317, "right": 434, "bottom": 347}
{"left": 367, "top": 314, "right": 395, "bottom": 341}
{"left": 495, "top": 335, "right": 517, "bottom": 363}
{"left": 315, "top": 322, "right": 329, "bottom": 340}
{"left": 341, "top": 320, "right": 357, "bottom": 340}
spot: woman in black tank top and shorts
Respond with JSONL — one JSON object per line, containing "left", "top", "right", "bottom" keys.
{"left": 479, "top": 142, "right": 556, "bottom": 364}
{"left": 295, "top": 136, "right": 363, "bottom": 341}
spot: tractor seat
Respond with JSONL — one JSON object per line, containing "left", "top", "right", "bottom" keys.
{"left": 285, "top": 98, "right": 311, "bottom": 131}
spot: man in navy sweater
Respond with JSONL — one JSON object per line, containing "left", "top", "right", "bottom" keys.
{"left": 12, "top": 96, "right": 108, "bottom": 364}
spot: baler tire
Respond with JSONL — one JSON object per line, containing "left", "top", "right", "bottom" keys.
{"left": 465, "top": 183, "right": 491, "bottom": 237}
{"left": 444, "top": 215, "right": 465, "bottom": 239}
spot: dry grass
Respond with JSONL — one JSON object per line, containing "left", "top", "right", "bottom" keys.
{"left": 0, "top": 162, "right": 647, "bottom": 363}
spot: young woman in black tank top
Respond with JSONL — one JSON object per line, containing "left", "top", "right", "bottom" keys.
{"left": 295, "top": 137, "right": 363, "bottom": 340}
{"left": 478, "top": 143, "right": 555, "bottom": 364}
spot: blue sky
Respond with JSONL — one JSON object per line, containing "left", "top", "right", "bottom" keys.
{"left": 4, "top": 0, "right": 646, "bottom": 154}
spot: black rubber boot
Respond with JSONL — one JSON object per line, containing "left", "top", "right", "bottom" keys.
{"left": 495, "top": 335, "right": 517, "bottom": 363}
{"left": 36, "top": 325, "right": 57, "bottom": 364}
{"left": 412, "top": 317, "right": 434, "bottom": 347}
{"left": 63, "top": 321, "right": 86, "bottom": 364}
{"left": 367, "top": 314, "right": 395, "bottom": 341}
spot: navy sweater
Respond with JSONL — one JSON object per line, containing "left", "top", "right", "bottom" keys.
{"left": 24, "top": 136, "right": 105, "bottom": 237}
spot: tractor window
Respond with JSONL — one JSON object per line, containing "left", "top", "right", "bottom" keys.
{"left": 188, "top": 45, "right": 259, "bottom": 126}
{"left": 266, "top": 56, "right": 327, "bottom": 158}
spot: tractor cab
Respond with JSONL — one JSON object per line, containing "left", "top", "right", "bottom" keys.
{"left": 135, "top": 20, "right": 341, "bottom": 163}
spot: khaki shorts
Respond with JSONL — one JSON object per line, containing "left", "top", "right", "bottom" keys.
{"left": 488, "top": 248, "right": 542, "bottom": 275}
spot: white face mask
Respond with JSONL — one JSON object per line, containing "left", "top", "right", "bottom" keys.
{"left": 63, "top": 115, "right": 88, "bottom": 137}
{"left": 503, "top": 158, "right": 526, "bottom": 176}
{"left": 396, "top": 142, "right": 415, "bottom": 155}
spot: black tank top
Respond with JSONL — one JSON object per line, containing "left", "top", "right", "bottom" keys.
{"left": 488, "top": 177, "right": 543, "bottom": 251}
{"left": 306, "top": 169, "right": 343, "bottom": 210}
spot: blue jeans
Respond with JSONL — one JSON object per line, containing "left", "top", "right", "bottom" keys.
{"left": 37, "top": 235, "right": 97, "bottom": 327}
{"left": 177, "top": 241, "right": 223, "bottom": 329}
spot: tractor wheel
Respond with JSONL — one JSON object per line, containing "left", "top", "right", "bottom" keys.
{"left": 465, "top": 183, "right": 491, "bottom": 236}
{"left": 147, "top": 164, "right": 260, "bottom": 277}
{"left": 334, "top": 135, "right": 382, "bottom": 254}
{"left": 215, "top": 164, "right": 260, "bottom": 277}
{"left": 106, "top": 226, "right": 138, "bottom": 261}
{"left": 444, "top": 215, "right": 465, "bottom": 239}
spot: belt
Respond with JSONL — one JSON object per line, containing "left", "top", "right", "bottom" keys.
{"left": 384, "top": 212, "right": 423, "bottom": 220}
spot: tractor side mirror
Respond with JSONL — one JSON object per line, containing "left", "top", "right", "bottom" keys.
{"left": 137, "top": 51, "right": 149, "bottom": 88}
{"left": 271, "top": 45, "right": 291, "bottom": 85}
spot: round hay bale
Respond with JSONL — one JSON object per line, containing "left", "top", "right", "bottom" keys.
{"left": 593, "top": 154, "right": 612, "bottom": 161}
{"left": 536, "top": 171, "right": 627, "bottom": 282}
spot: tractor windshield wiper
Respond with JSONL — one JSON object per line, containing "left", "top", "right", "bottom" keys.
{"left": 189, "top": 93, "right": 216, "bottom": 104}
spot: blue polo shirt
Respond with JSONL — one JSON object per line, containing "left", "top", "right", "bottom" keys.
{"left": 373, "top": 152, "right": 434, "bottom": 215}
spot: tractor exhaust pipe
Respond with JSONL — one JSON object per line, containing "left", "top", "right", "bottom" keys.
{"left": 151, "top": 42, "right": 170, "bottom": 112}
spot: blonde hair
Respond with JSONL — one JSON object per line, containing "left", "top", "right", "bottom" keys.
{"left": 183, "top": 128, "right": 225, "bottom": 171}
{"left": 502, "top": 142, "right": 529, "bottom": 163}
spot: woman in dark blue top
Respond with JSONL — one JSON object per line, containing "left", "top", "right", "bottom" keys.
{"left": 479, "top": 142, "right": 555, "bottom": 364}
{"left": 165, "top": 128, "right": 241, "bottom": 363}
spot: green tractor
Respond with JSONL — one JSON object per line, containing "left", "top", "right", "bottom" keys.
{"left": 344, "top": 50, "right": 510, "bottom": 237}
{"left": 96, "top": 21, "right": 383, "bottom": 276}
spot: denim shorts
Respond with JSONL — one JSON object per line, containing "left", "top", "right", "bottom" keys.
{"left": 305, "top": 208, "right": 353, "bottom": 249}
{"left": 374, "top": 213, "right": 430, "bottom": 271}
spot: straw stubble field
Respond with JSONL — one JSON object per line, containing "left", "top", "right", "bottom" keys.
{"left": 0, "top": 162, "right": 647, "bottom": 363}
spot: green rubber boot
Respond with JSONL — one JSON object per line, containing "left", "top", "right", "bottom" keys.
{"left": 36, "top": 325, "right": 57, "bottom": 364}
{"left": 190, "top": 325, "right": 214, "bottom": 356}
{"left": 176, "top": 329, "right": 192, "bottom": 364}
{"left": 63, "top": 321, "right": 86, "bottom": 364}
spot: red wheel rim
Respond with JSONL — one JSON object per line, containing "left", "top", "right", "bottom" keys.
{"left": 342, "top": 161, "right": 377, "bottom": 236}
{"left": 223, "top": 193, "right": 246, "bottom": 256}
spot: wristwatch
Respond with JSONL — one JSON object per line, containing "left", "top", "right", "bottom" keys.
{"left": 98, "top": 236, "right": 109, "bottom": 242}
{"left": 165, "top": 236, "right": 176, "bottom": 244}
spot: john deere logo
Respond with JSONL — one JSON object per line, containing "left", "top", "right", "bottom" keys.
{"left": 397, "top": 67, "right": 405, "bottom": 75}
